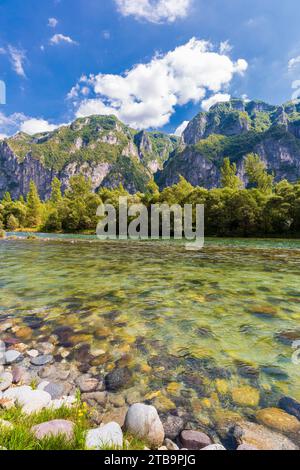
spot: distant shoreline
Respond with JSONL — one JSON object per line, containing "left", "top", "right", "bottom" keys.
{"left": 2, "top": 231, "right": 300, "bottom": 252}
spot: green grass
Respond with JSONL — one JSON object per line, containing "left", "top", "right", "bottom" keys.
{"left": 0, "top": 402, "right": 149, "bottom": 451}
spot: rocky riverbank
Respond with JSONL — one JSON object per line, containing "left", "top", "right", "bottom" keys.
{"left": 1, "top": 321, "right": 300, "bottom": 450}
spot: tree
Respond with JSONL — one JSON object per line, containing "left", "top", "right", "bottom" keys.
{"left": 6, "top": 214, "right": 19, "bottom": 231}
{"left": 160, "top": 176, "right": 194, "bottom": 205}
{"left": 220, "top": 158, "right": 243, "bottom": 190}
{"left": 50, "top": 177, "right": 62, "bottom": 204}
{"left": 26, "top": 181, "right": 42, "bottom": 227}
{"left": 245, "top": 153, "right": 274, "bottom": 193}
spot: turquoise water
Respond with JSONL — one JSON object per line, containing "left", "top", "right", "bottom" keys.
{"left": 1, "top": 235, "right": 300, "bottom": 427}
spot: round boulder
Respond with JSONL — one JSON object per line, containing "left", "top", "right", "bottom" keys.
{"left": 32, "top": 420, "right": 75, "bottom": 441}
{"left": 125, "top": 403, "right": 164, "bottom": 448}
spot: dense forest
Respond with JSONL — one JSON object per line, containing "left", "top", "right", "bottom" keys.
{"left": 1, "top": 153, "right": 300, "bottom": 238}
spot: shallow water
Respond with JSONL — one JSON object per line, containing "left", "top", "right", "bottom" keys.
{"left": 1, "top": 236, "right": 300, "bottom": 429}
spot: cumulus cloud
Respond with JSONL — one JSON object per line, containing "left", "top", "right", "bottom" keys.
{"left": 114, "top": 0, "right": 191, "bottom": 24}
{"left": 20, "top": 118, "right": 59, "bottom": 135}
{"left": 174, "top": 120, "right": 189, "bottom": 136}
{"left": 0, "top": 134, "right": 8, "bottom": 140}
{"left": 71, "top": 38, "right": 247, "bottom": 129}
{"left": 201, "top": 93, "right": 231, "bottom": 111}
{"left": 50, "top": 34, "right": 78, "bottom": 46}
{"left": 288, "top": 55, "right": 300, "bottom": 70}
{"left": 48, "top": 17, "right": 58, "bottom": 28}
{"left": 0, "top": 111, "right": 66, "bottom": 137}
{"left": 0, "top": 111, "right": 27, "bottom": 135}
{"left": 7, "top": 46, "right": 26, "bottom": 77}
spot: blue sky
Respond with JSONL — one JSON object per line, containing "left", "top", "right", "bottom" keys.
{"left": 0, "top": 0, "right": 300, "bottom": 137}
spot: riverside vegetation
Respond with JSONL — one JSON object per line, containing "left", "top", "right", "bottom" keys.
{"left": 0, "top": 153, "right": 300, "bottom": 237}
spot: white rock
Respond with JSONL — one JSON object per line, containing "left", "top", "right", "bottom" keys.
{"left": 86, "top": 422, "right": 123, "bottom": 449}
{"left": 0, "top": 372, "right": 13, "bottom": 391}
{"left": 125, "top": 403, "right": 164, "bottom": 448}
{"left": 201, "top": 444, "right": 227, "bottom": 451}
{"left": 51, "top": 396, "right": 76, "bottom": 410}
{"left": 4, "top": 385, "right": 52, "bottom": 414}
{"left": 5, "top": 350, "right": 21, "bottom": 364}
{"left": 27, "top": 349, "right": 39, "bottom": 358}
{"left": 37, "top": 381, "right": 50, "bottom": 390}
{"left": 0, "top": 419, "right": 13, "bottom": 430}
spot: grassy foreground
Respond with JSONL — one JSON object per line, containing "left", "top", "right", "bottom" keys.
{"left": 0, "top": 399, "right": 146, "bottom": 451}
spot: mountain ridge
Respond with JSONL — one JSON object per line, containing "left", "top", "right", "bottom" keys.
{"left": 156, "top": 98, "right": 300, "bottom": 189}
{"left": 0, "top": 114, "right": 178, "bottom": 199}
{"left": 1, "top": 98, "right": 300, "bottom": 199}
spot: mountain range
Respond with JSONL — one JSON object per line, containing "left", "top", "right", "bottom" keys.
{"left": 1, "top": 98, "right": 300, "bottom": 199}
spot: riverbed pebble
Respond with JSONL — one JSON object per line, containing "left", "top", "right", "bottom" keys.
{"left": 105, "top": 367, "right": 133, "bottom": 391}
{"left": 0, "top": 372, "right": 13, "bottom": 391}
{"left": 233, "top": 421, "right": 299, "bottom": 450}
{"left": 5, "top": 350, "right": 22, "bottom": 364}
{"left": 30, "top": 355, "right": 54, "bottom": 366}
{"left": 180, "top": 430, "right": 212, "bottom": 450}
{"left": 75, "top": 374, "right": 99, "bottom": 393}
{"left": 278, "top": 396, "right": 300, "bottom": 421}
{"left": 256, "top": 408, "right": 300, "bottom": 434}
{"left": 201, "top": 444, "right": 226, "bottom": 450}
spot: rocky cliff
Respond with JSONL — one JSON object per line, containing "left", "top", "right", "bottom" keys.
{"left": 0, "top": 115, "right": 178, "bottom": 199}
{"left": 156, "top": 99, "right": 300, "bottom": 189}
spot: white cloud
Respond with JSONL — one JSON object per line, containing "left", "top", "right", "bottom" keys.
{"left": 292, "top": 80, "right": 300, "bottom": 100}
{"left": 72, "top": 38, "right": 247, "bottom": 129}
{"left": 0, "top": 112, "right": 67, "bottom": 137}
{"left": 115, "top": 0, "right": 191, "bottom": 24}
{"left": 288, "top": 55, "right": 300, "bottom": 70}
{"left": 48, "top": 17, "right": 58, "bottom": 28}
{"left": 7, "top": 46, "right": 26, "bottom": 78}
{"left": 201, "top": 93, "right": 231, "bottom": 111}
{"left": 0, "top": 111, "right": 27, "bottom": 135}
{"left": 174, "top": 120, "right": 189, "bottom": 136}
{"left": 50, "top": 34, "right": 78, "bottom": 46}
{"left": 20, "top": 118, "right": 58, "bottom": 135}
{"left": 219, "top": 40, "right": 232, "bottom": 55}
{"left": 0, "top": 134, "right": 8, "bottom": 140}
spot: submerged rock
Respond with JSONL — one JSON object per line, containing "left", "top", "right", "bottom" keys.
{"left": 232, "top": 386, "right": 260, "bottom": 407}
{"left": 125, "top": 403, "right": 164, "bottom": 448}
{"left": 162, "top": 415, "right": 185, "bottom": 440}
{"left": 278, "top": 396, "right": 300, "bottom": 421}
{"left": 256, "top": 408, "right": 300, "bottom": 434}
{"left": 105, "top": 367, "right": 133, "bottom": 391}
{"left": 30, "top": 355, "right": 54, "bottom": 366}
{"left": 233, "top": 421, "right": 299, "bottom": 450}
